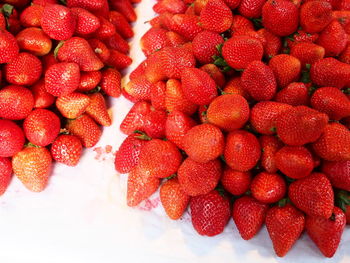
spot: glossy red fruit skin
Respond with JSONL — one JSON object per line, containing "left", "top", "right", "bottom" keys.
{"left": 192, "top": 31, "right": 224, "bottom": 64}
{"left": 200, "top": 64, "right": 226, "bottom": 87}
{"left": 275, "top": 82, "right": 309, "bottom": 106}
{"left": 19, "top": 5, "right": 44, "bottom": 27}
{"left": 300, "top": 1, "right": 333, "bottom": 33}
{"left": 0, "top": 157, "right": 12, "bottom": 196}
{"left": 0, "top": 29, "right": 19, "bottom": 64}
{"left": 0, "top": 120, "right": 25, "bottom": 158}
{"left": 190, "top": 190, "right": 231, "bottom": 237}
{"left": 251, "top": 172, "right": 286, "bottom": 204}
{"left": 290, "top": 43, "right": 325, "bottom": 69}
{"left": 199, "top": 0, "right": 233, "bottom": 33}
{"left": 120, "top": 101, "right": 151, "bottom": 135}
{"left": 109, "top": 11, "right": 134, "bottom": 39}
{"left": 16, "top": 27, "right": 52, "bottom": 57}
{"left": 140, "top": 27, "right": 170, "bottom": 57}
{"left": 322, "top": 160, "right": 350, "bottom": 191}
{"left": 51, "top": 135, "right": 83, "bottom": 167}
{"left": 259, "top": 135, "right": 283, "bottom": 173}
{"left": 238, "top": 0, "right": 265, "bottom": 18}
{"left": 268, "top": 54, "right": 301, "bottom": 88}
{"left": 143, "top": 109, "right": 167, "bottom": 139}
{"left": 168, "top": 14, "right": 203, "bottom": 41}
{"left": 71, "top": 7, "right": 100, "bottom": 36}
{"left": 221, "top": 168, "right": 251, "bottom": 196}
{"left": 150, "top": 81, "right": 166, "bottom": 110}
{"left": 78, "top": 71, "right": 102, "bottom": 92}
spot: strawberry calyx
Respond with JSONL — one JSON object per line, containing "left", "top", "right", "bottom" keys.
{"left": 86, "top": 86, "right": 102, "bottom": 94}
{"left": 335, "top": 190, "right": 350, "bottom": 213}
{"left": 60, "top": 128, "right": 70, "bottom": 135}
{"left": 277, "top": 197, "right": 291, "bottom": 207}
{"left": 0, "top": 4, "right": 14, "bottom": 18}
{"left": 165, "top": 173, "right": 177, "bottom": 180}
{"left": 133, "top": 130, "right": 152, "bottom": 141}
{"left": 25, "top": 142, "right": 40, "bottom": 148}
{"left": 54, "top": 41, "right": 65, "bottom": 58}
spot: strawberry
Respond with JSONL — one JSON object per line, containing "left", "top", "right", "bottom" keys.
{"left": 199, "top": 0, "right": 233, "bottom": 33}
{"left": 268, "top": 54, "right": 301, "bottom": 88}
{"left": 262, "top": 0, "right": 299, "bottom": 37}
{"left": 56, "top": 92, "right": 90, "bottom": 119}
{"left": 32, "top": 0, "right": 57, "bottom": 6}
{"left": 0, "top": 29, "right": 19, "bottom": 63}
{"left": 140, "top": 27, "right": 170, "bottom": 57}
{"left": 71, "top": 7, "right": 100, "bottom": 36}
{"left": 124, "top": 75, "right": 152, "bottom": 102}
{"left": 181, "top": 68, "right": 218, "bottom": 105}
{"left": 41, "top": 52, "right": 58, "bottom": 73}
{"left": 229, "top": 15, "right": 254, "bottom": 35}
{"left": 0, "top": 157, "right": 12, "bottom": 196}
{"left": 168, "top": 14, "right": 203, "bottom": 41}
{"left": 250, "top": 101, "right": 292, "bottom": 135}
{"left": 143, "top": 108, "right": 167, "bottom": 139}
{"left": 0, "top": 13, "right": 5, "bottom": 30}
{"left": 224, "top": 130, "right": 261, "bottom": 172}
{"left": 276, "top": 106, "right": 329, "bottom": 146}
{"left": 120, "top": 101, "right": 151, "bottom": 135}
{"left": 19, "top": 4, "right": 44, "bottom": 27}
{"left": 190, "top": 190, "right": 230, "bottom": 236}
{"left": 311, "top": 87, "right": 350, "bottom": 121}
{"left": 66, "top": 0, "right": 104, "bottom": 10}
{"left": 339, "top": 44, "right": 350, "bottom": 64}
{"left": 98, "top": 68, "right": 121, "bottom": 98}
{"left": 300, "top": 0, "right": 333, "bottom": 33}
{"left": 178, "top": 158, "right": 222, "bottom": 196}
{"left": 251, "top": 172, "right": 286, "bottom": 204}
{"left": 286, "top": 30, "right": 319, "bottom": 49}
{"left": 85, "top": 93, "right": 111, "bottom": 127}
{"left": 312, "top": 123, "right": 350, "bottom": 162}
{"left": 166, "top": 31, "right": 187, "bottom": 47}
{"left": 153, "top": 0, "right": 187, "bottom": 14}
{"left": 93, "top": 16, "right": 116, "bottom": 40}
{"left": 105, "top": 49, "right": 132, "bottom": 70}
{"left": 306, "top": 207, "right": 346, "bottom": 258}
{"left": 16, "top": 27, "right": 52, "bottom": 57}
{"left": 223, "top": 0, "right": 241, "bottom": 9}
{"left": 192, "top": 31, "right": 224, "bottom": 64}
{"left": 110, "top": 0, "right": 137, "bottom": 22}
{"left": 88, "top": 39, "right": 111, "bottom": 63}
{"left": 238, "top": 0, "right": 266, "bottom": 18}
{"left": 51, "top": 135, "right": 82, "bottom": 166}
{"left": 77, "top": 71, "right": 102, "bottom": 92}
{"left": 241, "top": 61, "right": 277, "bottom": 101}
{"left": 109, "top": 11, "right": 134, "bottom": 39}
{"left": 322, "top": 160, "right": 350, "bottom": 191}
{"left": 150, "top": 81, "right": 166, "bottom": 110}
{"left": 12, "top": 146, "right": 52, "bottom": 192}
{"left": 0, "top": 120, "right": 25, "bottom": 157}
{"left": 66, "top": 114, "right": 102, "bottom": 148}
{"left": 41, "top": 4, "right": 76, "bottom": 41}
{"left": 317, "top": 20, "right": 347, "bottom": 57}
{"left": 200, "top": 64, "right": 226, "bottom": 87}
{"left": 222, "top": 36, "right": 264, "bottom": 70}
{"left": 290, "top": 43, "right": 325, "bottom": 68}
{"left": 223, "top": 77, "right": 251, "bottom": 100}
{"left": 232, "top": 196, "right": 268, "bottom": 240}
{"left": 0, "top": 85, "right": 34, "bottom": 120}
{"left": 207, "top": 94, "right": 250, "bottom": 132}
{"left": 334, "top": 10, "right": 350, "bottom": 34}
{"left": 275, "top": 82, "right": 309, "bottom": 106}
{"left": 257, "top": 29, "right": 281, "bottom": 59}
{"left": 266, "top": 204, "right": 305, "bottom": 257}
{"left": 260, "top": 135, "right": 283, "bottom": 174}
{"left": 115, "top": 132, "right": 149, "bottom": 174}
{"left": 275, "top": 146, "right": 314, "bottom": 179}
{"left": 160, "top": 178, "right": 190, "bottom": 220}
{"left": 45, "top": 62, "right": 80, "bottom": 97}
{"left": 289, "top": 172, "right": 334, "bottom": 218}
{"left": 221, "top": 167, "right": 251, "bottom": 196}
{"left": 4, "top": 52, "right": 42, "bottom": 86}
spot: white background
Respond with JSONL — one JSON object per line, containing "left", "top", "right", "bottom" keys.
{"left": 0, "top": 1, "right": 349, "bottom": 262}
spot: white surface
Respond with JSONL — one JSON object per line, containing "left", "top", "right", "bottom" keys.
{"left": 0, "top": 1, "right": 349, "bottom": 262}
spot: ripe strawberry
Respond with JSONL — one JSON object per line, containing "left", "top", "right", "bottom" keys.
{"left": 150, "top": 81, "right": 166, "bottom": 110}
{"left": 300, "top": 0, "right": 333, "bottom": 33}
{"left": 16, "top": 27, "right": 52, "bottom": 57}
{"left": 223, "top": 0, "right": 241, "bottom": 9}
{"left": 32, "top": 0, "right": 57, "bottom": 6}
{"left": 192, "top": 31, "right": 224, "bottom": 64}
{"left": 241, "top": 61, "right": 277, "bottom": 101}
{"left": 339, "top": 44, "right": 350, "bottom": 64}
{"left": 178, "top": 158, "right": 222, "bottom": 196}
{"left": 260, "top": 135, "right": 283, "bottom": 173}
{"left": 286, "top": 29, "right": 319, "bottom": 49}
{"left": 262, "top": 0, "right": 299, "bottom": 37}
{"left": 41, "top": 52, "right": 57, "bottom": 73}
{"left": 266, "top": 204, "right": 305, "bottom": 257}
{"left": 250, "top": 101, "right": 292, "bottom": 135}
{"left": 268, "top": 54, "right": 301, "bottom": 88}
{"left": 222, "top": 36, "right": 263, "bottom": 70}
{"left": 66, "top": 114, "right": 101, "bottom": 148}
{"left": 56, "top": 92, "right": 90, "bottom": 119}
{"left": 0, "top": 29, "right": 19, "bottom": 63}
{"left": 12, "top": 146, "right": 52, "bottom": 192}
{"left": 334, "top": 10, "right": 350, "bottom": 34}
{"left": 4, "top": 52, "right": 42, "bottom": 86}
{"left": 91, "top": 16, "right": 115, "bottom": 40}
{"left": 275, "top": 82, "right": 309, "bottom": 106}
{"left": 312, "top": 123, "right": 350, "bottom": 162}
{"left": 160, "top": 178, "right": 190, "bottom": 220}
{"left": 0, "top": 13, "right": 5, "bottom": 30}
{"left": 275, "top": 146, "right": 314, "bottom": 179}
{"left": 181, "top": 68, "right": 218, "bottom": 105}
{"left": 169, "top": 14, "right": 203, "bottom": 41}
{"left": 105, "top": 49, "right": 132, "bottom": 70}
{"left": 0, "top": 85, "right": 34, "bottom": 120}
{"left": 251, "top": 172, "right": 286, "bottom": 204}
{"left": 200, "top": 64, "right": 226, "bottom": 87}
{"left": 51, "top": 135, "right": 82, "bottom": 167}
{"left": 97, "top": 68, "right": 120, "bottom": 97}
{"left": 276, "top": 106, "right": 329, "bottom": 146}
{"left": 77, "top": 71, "right": 102, "bottom": 92}
{"left": 19, "top": 4, "right": 44, "bottom": 27}
{"left": 290, "top": 43, "right": 325, "bottom": 68}
{"left": 222, "top": 77, "right": 251, "bottom": 100}
{"left": 257, "top": 29, "right": 281, "bottom": 59}
{"left": 311, "top": 87, "right": 350, "bottom": 121}
{"left": 109, "top": 11, "right": 134, "bottom": 39}
{"left": 229, "top": 15, "right": 254, "bottom": 35}
{"left": 85, "top": 93, "right": 111, "bottom": 127}
{"left": 207, "top": 94, "right": 249, "bottom": 132}
{"left": 224, "top": 130, "right": 261, "bottom": 172}
{"left": 238, "top": 0, "right": 265, "bottom": 18}
{"left": 153, "top": 0, "right": 187, "bottom": 14}
{"left": 66, "top": 0, "right": 104, "bottom": 10}
{"left": 45, "top": 62, "right": 80, "bottom": 97}
{"left": 0, "top": 157, "right": 12, "bottom": 196}
{"left": 306, "top": 207, "right": 346, "bottom": 258}
{"left": 232, "top": 195, "right": 268, "bottom": 240}
{"left": 0, "top": 120, "right": 25, "bottom": 157}
{"left": 317, "top": 21, "right": 347, "bottom": 57}
{"left": 166, "top": 31, "right": 187, "bottom": 47}
{"left": 110, "top": 0, "right": 137, "bottom": 22}
{"left": 71, "top": 7, "right": 100, "bottom": 36}
{"left": 200, "top": 0, "right": 233, "bottom": 33}
{"left": 140, "top": 27, "right": 170, "bottom": 56}
{"left": 221, "top": 167, "right": 251, "bottom": 196}
{"left": 41, "top": 4, "right": 76, "bottom": 41}
{"left": 322, "top": 160, "right": 350, "bottom": 191}
{"left": 88, "top": 39, "right": 111, "bottom": 63}
{"left": 120, "top": 101, "right": 151, "bottom": 135}
{"left": 289, "top": 173, "right": 334, "bottom": 218}
{"left": 143, "top": 108, "right": 167, "bottom": 139}
{"left": 190, "top": 190, "right": 230, "bottom": 236}
{"left": 123, "top": 75, "right": 152, "bottom": 102}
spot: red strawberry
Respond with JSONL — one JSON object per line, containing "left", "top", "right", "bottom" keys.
{"left": 311, "top": 87, "right": 350, "bottom": 121}
{"left": 66, "top": 0, "right": 104, "bottom": 10}
{"left": 85, "top": 93, "right": 111, "bottom": 127}
{"left": 12, "top": 146, "right": 52, "bottom": 192}
{"left": 66, "top": 114, "right": 102, "bottom": 148}
{"left": 199, "top": 0, "right": 233, "bottom": 33}
{"left": 150, "top": 81, "right": 166, "bottom": 110}
{"left": 106, "top": 49, "right": 132, "bottom": 70}
{"left": 0, "top": 120, "right": 25, "bottom": 157}
{"left": 51, "top": 135, "right": 82, "bottom": 166}
{"left": 200, "top": 64, "right": 226, "bottom": 87}
{"left": 275, "top": 146, "right": 314, "bottom": 179}
{"left": 109, "top": 11, "right": 134, "bottom": 39}
{"left": 241, "top": 61, "right": 277, "bottom": 101}
{"left": 153, "top": 0, "right": 187, "bottom": 14}
{"left": 190, "top": 190, "right": 230, "bottom": 236}
{"left": 32, "top": 0, "right": 57, "bottom": 6}
{"left": 0, "top": 85, "right": 34, "bottom": 120}
{"left": 223, "top": 0, "right": 241, "bottom": 9}
{"left": 19, "top": 4, "right": 44, "bottom": 27}
{"left": 317, "top": 20, "right": 347, "bottom": 57}
{"left": 306, "top": 207, "right": 346, "bottom": 257}
{"left": 223, "top": 77, "right": 251, "bottom": 100}
{"left": 224, "top": 130, "right": 261, "bottom": 172}
{"left": 257, "top": 28, "right": 281, "bottom": 59}
{"left": 168, "top": 14, "right": 203, "bottom": 41}
{"left": 286, "top": 29, "right": 319, "bottom": 49}
{"left": 124, "top": 75, "right": 152, "bottom": 102}
{"left": 77, "top": 71, "right": 102, "bottom": 92}
{"left": 221, "top": 167, "right": 251, "bottom": 196}
{"left": 45, "top": 62, "right": 80, "bottom": 97}
{"left": 251, "top": 172, "right": 286, "bottom": 204}
{"left": 289, "top": 172, "right": 334, "bottom": 218}
{"left": 140, "top": 27, "right": 170, "bottom": 57}
{"left": 41, "top": 4, "right": 76, "bottom": 41}
{"left": 110, "top": 0, "right": 137, "bottom": 22}
{"left": 143, "top": 108, "right": 167, "bottom": 139}
{"left": 0, "top": 157, "right": 12, "bottom": 196}
{"left": 96, "top": 68, "right": 120, "bottom": 98}
{"left": 300, "top": 0, "right": 333, "bottom": 33}
{"left": 88, "top": 39, "right": 111, "bottom": 63}
{"left": 275, "top": 82, "right": 309, "bottom": 106}
{"left": 262, "top": 0, "right": 299, "bottom": 37}
{"left": 71, "top": 7, "right": 100, "bottom": 36}
{"left": 290, "top": 43, "right": 325, "bottom": 68}
{"left": 322, "top": 160, "right": 350, "bottom": 191}
{"left": 312, "top": 123, "right": 350, "bottom": 161}
{"left": 229, "top": 15, "right": 254, "bottom": 35}
{"left": 4, "top": 52, "right": 42, "bottom": 86}
{"left": 334, "top": 10, "right": 350, "bottom": 34}
{"left": 160, "top": 178, "right": 190, "bottom": 220}
{"left": 268, "top": 54, "right": 301, "bottom": 88}
{"left": 192, "top": 31, "right": 224, "bottom": 64}
{"left": 266, "top": 204, "right": 305, "bottom": 257}
{"left": 30, "top": 78, "right": 55, "bottom": 108}
{"left": 339, "top": 44, "right": 350, "bottom": 64}
{"left": 56, "top": 92, "right": 90, "bottom": 119}
{"left": 115, "top": 132, "right": 149, "bottom": 174}
{"left": 238, "top": 0, "right": 266, "bottom": 18}
{"left": 232, "top": 195, "right": 268, "bottom": 240}
{"left": 120, "top": 101, "right": 151, "bottom": 135}
{"left": 16, "top": 27, "right": 52, "bottom": 57}
{"left": 0, "top": 29, "right": 19, "bottom": 63}
{"left": 41, "top": 52, "right": 57, "bottom": 73}
{"left": 259, "top": 135, "right": 283, "bottom": 173}
{"left": 93, "top": 16, "right": 116, "bottom": 40}
{"left": 0, "top": 13, "right": 5, "bottom": 30}
{"left": 166, "top": 31, "right": 187, "bottom": 47}
{"left": 276, "top": 106, "right": 329, "bottom": 146}
{"left": 178, "top": 158, "right": 222, "bottom": 196}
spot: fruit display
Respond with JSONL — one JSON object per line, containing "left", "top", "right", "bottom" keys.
{"left": 114, "top": 0, "right": 350, "bottom": 258}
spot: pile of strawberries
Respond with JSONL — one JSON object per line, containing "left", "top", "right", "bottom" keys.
{"left": 115, "top": 0, "right": 350, "bottom": 258}
{"left": 0, "top": 0, "right": 138, "bottom": 193}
